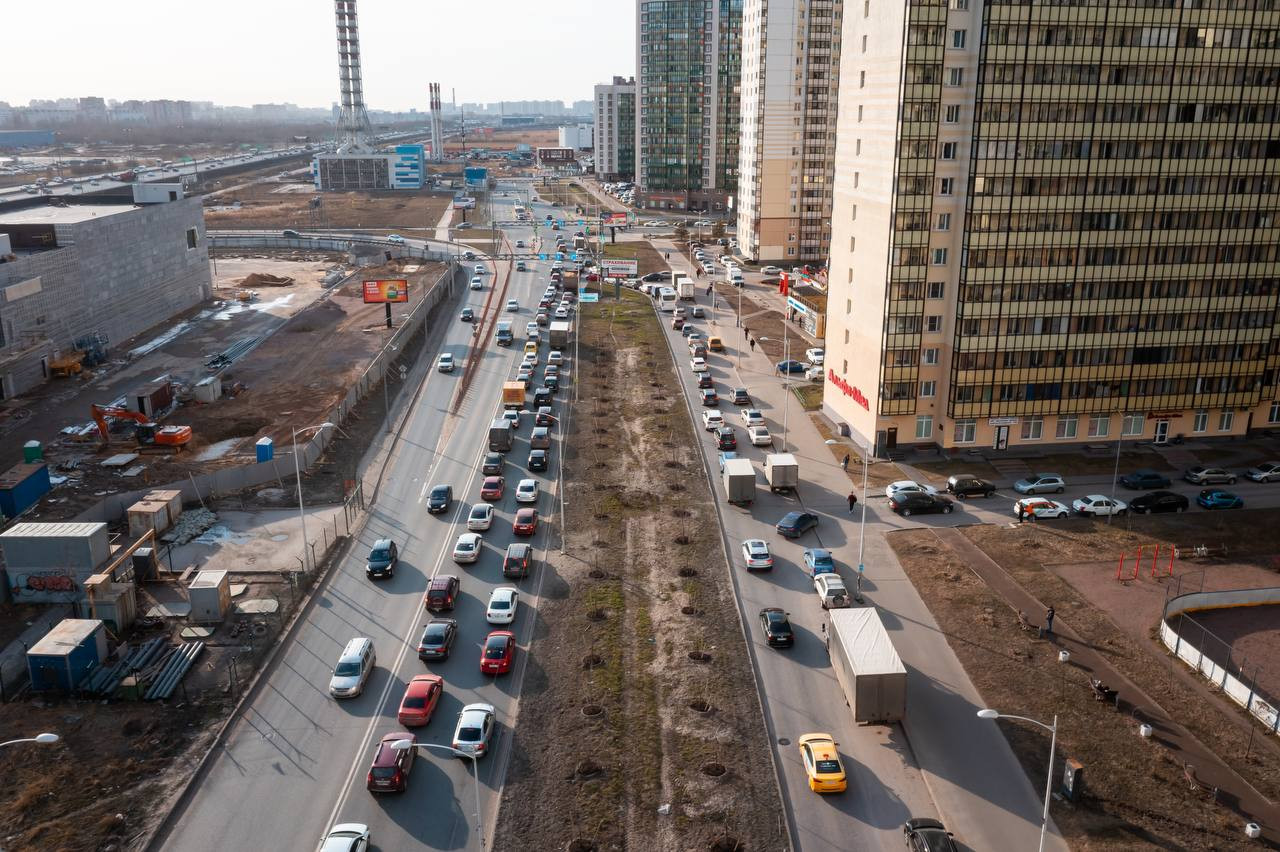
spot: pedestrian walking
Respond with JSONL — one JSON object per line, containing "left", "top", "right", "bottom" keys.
{"left": 847, "top": 491, "right": 858, "bottom": 512}
{"left": 1017, "top": 504, "right": 1025, "bottom": 524}
{"left": 749, "top": 338, "right": 756, "bottom": 351}
{"left": 744, "top": 326, "right": 750, "bottom": 339}
{"left": 1045, "top": 606, "right": 1055, "bottom": 635}
{"left": 841, "top": 454, "right": 850, "bottom": 471}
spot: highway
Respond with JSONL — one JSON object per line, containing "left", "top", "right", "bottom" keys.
{"left": 155, "top": 186, "right": 559, "bottom": 851}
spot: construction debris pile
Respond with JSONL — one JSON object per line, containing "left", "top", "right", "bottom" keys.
{"left": 162, "top": 508, "right": 218, "bottom": 546}
{"left": 239, "top": 272, "right": 295, "bottom": 288}
{"left": 81, "top": 636, "right": 205, "bottom": 700}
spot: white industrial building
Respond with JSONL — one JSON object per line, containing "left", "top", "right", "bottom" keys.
{"left": 558, "top": 124, "right": 594, "bottom": 151}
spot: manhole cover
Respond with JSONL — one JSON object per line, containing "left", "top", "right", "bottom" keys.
{"left": 777, "top": 737, "right": 790, "bottom": 746}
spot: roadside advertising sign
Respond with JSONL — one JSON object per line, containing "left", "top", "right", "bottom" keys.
{"left": 362, "top": 279, "right": 409, "bottom": 304}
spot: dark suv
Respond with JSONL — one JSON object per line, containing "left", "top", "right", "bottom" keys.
{"left": 503, "top": 543, "right": 533, "bottom": 578}
{"left": 945, "top": 475, "right": 996, "bottom": 499}
{"left": 482, "top": 453, "right": 503, "bottom": 476}
{"left": 424, "top": 575, "right": 460, "bottom": 611}
{"left": 365, "top": 539, "right": 399, "bottom": 579}
{"left": 427, "top": 484, "right": 453, "bottom": 514}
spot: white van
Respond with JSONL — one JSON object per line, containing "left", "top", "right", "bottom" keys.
{"left": 729, "top": 268, "right": 745, "bottom": 286}
{"left": 329, "top": 637, "right": 375, "bottom": 698}
{"left": 656, "top": 287, "right": 678, "bottom": 312}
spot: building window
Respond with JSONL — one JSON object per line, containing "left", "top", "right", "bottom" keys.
{"left": 926, "top": 315, "right": 942, "bottom": 332}
{"left": 939, "top": 177, "right": 954, "bottom": 196}
{"left": 1192, "top": 410, "right": 1208, "bottom": 432}
{"left": 951, "top": 29, "right": 967, "bottom": 48}
{"left": 854, "top": 172, "right": 860, "bottom": 188}
{"left": 1219, "top": 410, "right": 1235, "bottom": 432}
{"left": 186, "top": 228, "right": 198, "bottom": 250}
{"left": 787, "top": 247, "right": 797, "bottom": 256}
{"left": 862, "top": 34, "right": 868, "bottom": 52}
{"left": 936, "top": 213, "right": 951, "bottom": 230}
{"left": 1056, "top": 416, "right": 1078, "bottom": 439}
{"left": 916, "top": 415, "right": 933, "bottom": 439}
{"left": 944, "top": 104, "right": 961, "bottom": 123}
{"left": 932, "top": 248, "right": 948, "bottom": 265}
{"left": 843, "top": 359, "right": 848, "bottom": 374}
{"left": 947, "top": 67, "right": 964, "bottom": 86}
{"left": 858, "top": 105, "right": 863, "bottom": 122}
{"left": 954, "top": 418, "right": 976, "bottom": 443}
{"left": 1122, "top": 414, "right": 1145, "bottom": 437}
{"left": 949, "top": 0, "right": 969, "bottom": 8}
{"left": 859, "top": 70, "right": 866, "bottom": 88}
{"left": 920, "top": 380, "right": 937, "bottom": 397}
{"left": 927, "top": 281, "right": 945, "bottom": 299}
{"left": 1088, "top": 415, "right": 1110, "bottom": 438}
{"left": 844, "top": 330, "right": 850, "bottom": 344}
{"left": 864, "top": 0, "right": 870, "bottom": 15}
{"left": 1270, "top": 401, "right": 1280, "bottom": 423}
{"left": 851, "top": 204, "right": 857, "bottom": 220}
{"left": 856, "top": 139, "right": 862, "bottom": 155}
{"left": 923, "top": 347, "right": 939, "bottom": 365}
{"left": 940, "top": 142, "right": 956, "bottom": 161}
{"left": 1021, "top": 417, "right": 1044, "bottom": 440}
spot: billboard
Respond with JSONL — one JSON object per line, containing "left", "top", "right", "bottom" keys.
{"left": 604, "top": 212, "right": 628, "bottom": 225}
{"left": 601, "top": 258, "right": 638, "bottom": 277}
{"left": 363, "top": 279, "right": 409, "bottom": 304}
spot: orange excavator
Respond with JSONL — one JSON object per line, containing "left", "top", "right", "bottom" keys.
{"left": 90, "top": 404, "right": 193, "bottom": 450}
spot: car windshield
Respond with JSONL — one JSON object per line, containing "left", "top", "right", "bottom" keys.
{"left": 402, "top": 695, "right": 426, "bottom": 709}
{"left": 457, "top": 725, "right": 482, "bottom": 742}
{"left": 431, "top": 487, "right": 448, "bottom": 500}
{"left": 370, "top": 549, "right": 389, "bottom": 561}
{"left": 334, "top": 661, "right": 361, "bottom": 677}
{"left": 815, "top": 759, "right": 842, "bottom": 774}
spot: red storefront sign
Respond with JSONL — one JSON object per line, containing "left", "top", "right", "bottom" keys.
{"left": 828, "top": 369, "right": 869, "bottom": 410}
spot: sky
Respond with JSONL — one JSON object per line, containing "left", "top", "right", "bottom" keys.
{"left": 3, "top": 0, "right": 635, "bottom": 109}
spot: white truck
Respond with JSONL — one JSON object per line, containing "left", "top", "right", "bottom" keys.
{"left": 826, "top": 608, "right": 906, "bottom": 724}
{"left": 674, "top": 273, "right": 695, "bottom": 301}
{"left": 722, "top": 458, "right": 756, "bottom": 506}
{"left": 765, "top": 453, "right": 799, "bottom": 493}
{"left": 549, "top": 320, "right": 573, "bottom": 349}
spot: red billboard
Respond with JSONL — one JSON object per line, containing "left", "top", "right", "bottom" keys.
{"left": 362, "top": 279, "right": 409, "bottom": 304}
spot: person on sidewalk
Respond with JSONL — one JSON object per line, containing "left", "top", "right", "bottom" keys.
{"left": 1045, "top": 605, "right": 1055, "bottom": 635}
{"left": 1017, "top": 504, "right": 1025, "bottom": 524}
{"left": 841, "top": 454, "right": 850, "bottom": 471}
{"left": 847, "top": 491, "right": 858, "bottom": 512}
{"left": 749, "top": 338, "right": 756, "bottom": 351}
{"left": 744, "top": 326, "right": 750, "bottom": 339}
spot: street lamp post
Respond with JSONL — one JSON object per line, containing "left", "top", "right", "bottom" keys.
{"left": 391, "top": 740, "right": 483, "bottom": 848}
{"left": 292, "top": 422, "right": 335, "bottom": 572}
{"left": 976, "top": 709, "right": 1057, "bottom": 852}
{"left": 856, "top": 439, "right": 869, "bottom": 603}
{"left": 0, "top": 733, "right": 59, "bottom": 749}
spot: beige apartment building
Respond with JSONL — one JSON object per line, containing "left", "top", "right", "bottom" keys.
{"left": 825, "top": 0, "right": 1280, "bottom": 454}
{"left": 736, "top": 0, "right": 843, "bottom": 263}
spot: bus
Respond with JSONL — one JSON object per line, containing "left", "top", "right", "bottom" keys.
{"left": 656, "top": 287, "right": 678, "bottom": 312}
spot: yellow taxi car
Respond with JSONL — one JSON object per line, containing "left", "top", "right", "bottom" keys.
{"left": 524, "top": 341, "right": 539, "bottom": 356}
{"left": 708, "top": 336, "right": 725, "bottom": 352}
{"left": 798, "top": 733, "right": 847, "bottom": 793}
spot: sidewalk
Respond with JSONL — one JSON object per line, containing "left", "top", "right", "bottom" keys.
{"left": 933, "top": 526, "right": 1280, "bottom": 843}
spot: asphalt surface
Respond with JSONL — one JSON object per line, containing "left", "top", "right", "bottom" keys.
{"left": 157, "top": 187, "right": 561, "bottom": 851}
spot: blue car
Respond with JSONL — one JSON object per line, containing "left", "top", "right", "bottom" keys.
{"left": 776, "top": 360, "right": 808, "bottom": 374}
{"left": 718, "top": 451, "right": 739, "bottom": 472}
{"left": 776, "top": 511, "right": 819, "bottom": 539}
{"left": 1197, "top": 489, "right": 1243, "bottom": 510}
{"left": 803, "top": 548, "right": 835, "bottom": 576}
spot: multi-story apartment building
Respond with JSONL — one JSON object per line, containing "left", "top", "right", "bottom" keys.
{"left": 635, "top": 0, "right": 744, "bottom": 211}
{"left": 594, "top": 77, "right": 637, "bottom": 182}
{"left": 737, "top": 0, "right": 843, "bottom": 264}
{"left": 826, "top": 0, "right": 1280, "bottom": 454}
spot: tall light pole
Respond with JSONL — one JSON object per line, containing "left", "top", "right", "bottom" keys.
{"left": 392, "top": 740, "right": 484, "bottom": 848}
{"left": 0, "top": 733, "right": 58, "bottom": 749}
{"left": 977, "top": 709, "right": 1057, "bottom": 852}
{"left": 1108, "top": 411, "right": 1125, "bottom": 525}
{"left": 292, "top": 422, "right": 335, "bottom": 572}
{"left": 856, "top": 439, "right": 869, "bottom": 603}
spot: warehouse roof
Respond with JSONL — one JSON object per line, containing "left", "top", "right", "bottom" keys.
{"left": 0, "top": 203, "right": 137, "bottom": 225}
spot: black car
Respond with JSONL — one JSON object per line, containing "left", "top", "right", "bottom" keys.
{"left": 534, "top": 388, "right": 553, "bottom": 407}
{"left": 945, "top": 474, "right": 995, "bottom": 498}
{"left": 1119, "top": 469, "right": 1172, "bottom": 490}
{"left": 529, "top": 449, "right": 548, "bottom": 471}
{"left": 731, "top": 388, "right": 751, "bottom": 405}
{"left": 759, "top": 608, "right": 794, "bottom": 648}
{"left": 482, "top": 453, "right": 503, "bottom": 476}
{"left": 1129, "top": 490, "right": 1190, "bottom": 514}
{"left": 535, "top": 406, "right": 554, "bottom": 427}
{"left": 903, "top": 818, "right": 959, "bottom": 852}
{"left": 365, "top": 538, "right": 398, "bottom": 579}
{"left": 460, "top": 307, "right": 475, "bottom": 322}
{"left": 889, "top": 492, "right": 955, "bottom": 516}
{"left": 416, "top": 618, "right": 457, "bottom": 661}
{"left": 776, "top": 511, "right": 819, "bottom": 538}
{"left": 700, "top": 388, "right": 718, "bottom": 406}
{"left": 716, "top": 426, "right": 737, "bottom": 450}
{"left": 503, "top": 542, "right": 532, "bottom": 578}
{"left": 641, "top": 271, "right": 673, "bottom": 283}
{"left": 697, "top": 374, "right": 714, "bottom": 389}
{"left": 427, "top": 484, "right": 453, "bottom": 514}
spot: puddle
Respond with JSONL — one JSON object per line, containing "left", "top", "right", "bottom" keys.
{"left": 195, "top": 438, "right": 241, "bottom": 461}
{"left": 193, "top": 525, "right": 254, "bottom": 546}
{"left": 269, "top": 534, "right": 289, "bottom": 542}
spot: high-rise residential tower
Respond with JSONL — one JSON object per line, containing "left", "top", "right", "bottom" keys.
{"left": 594, "top": 77, "right": 637, "bottom": 181}
{"left": 736, "top": 0, "right": 843, "bottom": 264}
{"left": 635, "top": 0, "right": 743, "bottom": 211}
{"left": 825, "top": 0, "right": 1280, "bottom": 454}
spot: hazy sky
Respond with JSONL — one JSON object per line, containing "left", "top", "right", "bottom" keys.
{"left": 4, "top": 0, "right": 634, "bottom": 109}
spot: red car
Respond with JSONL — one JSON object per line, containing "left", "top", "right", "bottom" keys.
{"left": 513, "top": 507, "right": 538, "bottom": 535}
{"left": 480, "top": 475, "right": 505, "bottom": 501}
{"left": 366, "top": 731, "right": 415, "bottom": 792}
{"left": 397, "top": 674, "right": 443, "bottom": 727}
{"left": 481, "top": 630, "right": 516, "bottom": 675}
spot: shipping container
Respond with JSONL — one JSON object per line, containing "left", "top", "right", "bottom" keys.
{"left": 27, "top": 618, "right": 107, "bottom": 692}
{"left": 826, "top": 608, "right": 907, "bottom": 724}
{"left": 130, "top": 380, "right": 173, "bottom": 418}
{"left": 0, "top": 522, "right": 110, "bottom": 570}
{"left": 0, "top": 462, "right": 51, "bottom": 519}
{"left": 188, "top": 570, "right": 231, "bottom": 623}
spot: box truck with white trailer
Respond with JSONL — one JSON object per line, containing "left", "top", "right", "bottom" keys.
{"left": 722, "top": 458, "right": 755, "bottom": 506}
{"left": 765, "top": 453, "right": 799, "bottom": 493}
{"left": 825, "top": 607, "right": 906, "bottom": 724}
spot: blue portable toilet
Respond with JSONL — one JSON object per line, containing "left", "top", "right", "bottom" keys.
{"left": 256, "top": 437, "right": 274, "bottom": 462}
{"left": 27, "top": 619, "right": 107, "bottom": 691}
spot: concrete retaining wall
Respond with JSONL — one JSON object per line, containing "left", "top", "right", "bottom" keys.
{"left": 210, "top": 232, "right": 449, "bottom": 264}
{"left": 1161, "top": 587, "right": 1280, "bottom": 736}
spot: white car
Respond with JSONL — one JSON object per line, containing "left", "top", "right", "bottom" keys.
{"left": 694, "top": 219, "right": 713, "bottom": 226}
{"left": 740, "top": 408, "right": 765, "bottom": 427}
{"left": 522, "top": 353, "right": 538, "bottom": 369}
{"left": 468, "top": 503, "right": 494, "bottom": 531}
{"left": 386, "top": 234, "right": 406, "bottom": 244}
{"left": 885, "top": 480, "right": 938, "bottom": 498}
{"left": 320, "top": 823, "right": 370, "bottom": 852}
{"left": 806, "top": 348, "right": 825, "bottom": 366}
{"left": 516, "top": 239, "right": 526, "bottom": 248}
{"left": 470, "top": 276, "right": 483, "bottom": 290}
{"left": 748, "top": 426, "right": 773, "bottom": 447}
{"left": 554, "top": 307, "right": 569, "bottom": 319}
{"left": 474, "top": 263, "right": 486, "bottom": 275}
{"left": 486, "top": 587, "right": 519, "bottom": 624}
{"left": 1071, "top": 495, "right": 1128, "bottom": 517}
{"left": 515, "top": 479, "right": 539, "bottom": 503}
{"left": 741, "top": 539, "right": 773, "bottom": 570}
{"left": 1013, "top": 497, "right": 1071, "bottom": 519}
{"left": 760, "top": 265, "right": 782, "bottom": 275}
{"left": 548, "top": 351, "right": 564, "bottom": 365}
{"left": 701, "top": 410, "right": 724, "bottom": 430}
{"left": 437, "top": 353, "right": 455, "bottom": 372}
{"left": 453, "top": 532, "right": 482, "bottom": 564}
{"left": 814, "top": 573, "right": 852, "bottom": 609}
{"left": 690, "top": 357, "right": 708, "bottom": 373}
{"left": 453, "top": 703, "right": 496, "bottom": 758}
{"left": 805, "top": 366, "right": 824, "bottom": 382}
{"left": 502, "top": 409, "right": 521, "bottom": 428}
{"left": 506, "top": 299, "right": 520, "bottom": 312}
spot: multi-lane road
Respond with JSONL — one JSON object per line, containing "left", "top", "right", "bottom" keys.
{"left": 155, "top": 188, "right": 559, "bottom": 851}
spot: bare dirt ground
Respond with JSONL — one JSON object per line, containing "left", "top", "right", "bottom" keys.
{"left": 493, "top": 291, "right": 787, "bottom": 852}
{"left": 443, "top": 128, "right": 557, "bottom": 155}
{"left": 204, "top": 183, "right": 452, "bottom": 233}
{"left": 1184, "top": 604, "right": 1280, "bottom": 705}
{"left": 605, "top": 240, "right": 667, "bottom": 277}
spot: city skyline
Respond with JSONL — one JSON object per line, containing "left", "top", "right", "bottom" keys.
{"left": 3, "top": 0, "right": 633, "bottom": 111}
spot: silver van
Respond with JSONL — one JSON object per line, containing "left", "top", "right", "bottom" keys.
{"left": 329, "top": 637, "right": 375, "bottom": 698}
